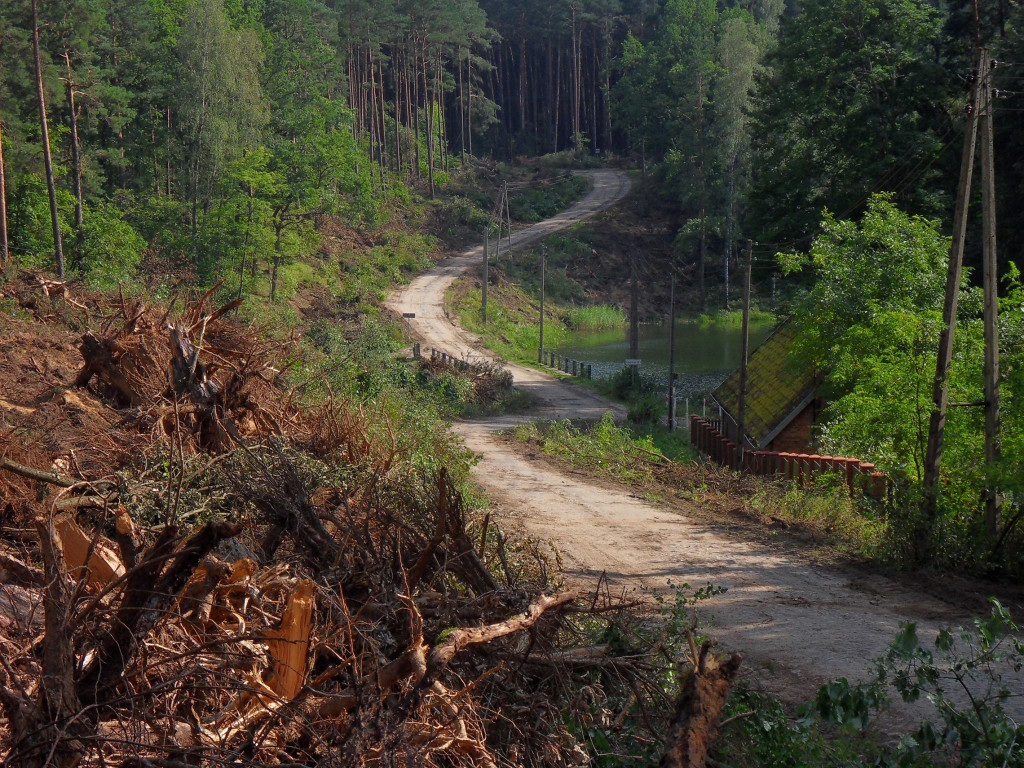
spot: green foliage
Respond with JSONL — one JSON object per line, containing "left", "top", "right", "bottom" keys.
{"left": 748, "top": 475, "right": 889, "bottom": 558}
{"left": 749, "top": 0, "right": 949, "bottom": 245}
{"left": 718, "top": 684, "right": 877, "bottom": 767}
{"left": 784, "top": 196, "right": 1024, "bottom": 572}
{"left": 289, "top": 314, "right": 476, "bottom": 480}
{"left": 453, "top": 280, "right": 569, "bottom": 366}
{"left": 7, "top": 176, "right": 145, "bottom": 288}
{"left": 809, "top": 600, "right": 1024, "bottom": 768}
{"left": 512, "top": 413, "right": 693, "bottom": 486}
{"left": 507, "top": 173, "right": 588, "bottom": 222}
{"left": 611, "top": 0, "right": 780, "bottom": 308}
{"left": 78, "top": 202, "right": 147, "bottom": 288}
{"left": 785, "top": 196, "right": 954, "bottom": 480}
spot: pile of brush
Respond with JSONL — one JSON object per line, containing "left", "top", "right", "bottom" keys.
{"left": 0, "top": 274, "right": 741, "bottom": 767}
{"left": 418, "top": 355, "right": 516, "bottom": 409}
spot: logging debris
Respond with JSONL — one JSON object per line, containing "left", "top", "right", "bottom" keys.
{"left": 0, "top": 273, "right": 743, "bottom": 766}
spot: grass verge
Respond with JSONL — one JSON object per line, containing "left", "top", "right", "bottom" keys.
{"left": 510, "top": 414, "right": 891, "bottom": 562}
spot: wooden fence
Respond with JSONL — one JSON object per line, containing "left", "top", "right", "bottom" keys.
{"left": 689, "top": 415, "right": 889, "bottom": 499}
{"left": 540, "top": 351, "right": 592, "bottom": 380}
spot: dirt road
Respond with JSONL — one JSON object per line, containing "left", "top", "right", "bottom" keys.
{"left": 388, "top": 169, "right": 1019, "bottom": 721}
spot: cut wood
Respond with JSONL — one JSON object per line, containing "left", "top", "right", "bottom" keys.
{"left": 266, "top": 578, "right": 315, "bottom": 701}
{"left": 53, "top": 514, "right": 125, "bottom": 590}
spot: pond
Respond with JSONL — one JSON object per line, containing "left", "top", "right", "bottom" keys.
{"left": 553, "top": 318, "right": 774, "bottom": 406}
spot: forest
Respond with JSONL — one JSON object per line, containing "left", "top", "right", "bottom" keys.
{"left": 2, "top": 0, "right": 1024, "bottom": 765}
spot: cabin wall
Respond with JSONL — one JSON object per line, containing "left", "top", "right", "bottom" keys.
{"left": 767, "top": 402, "right": 816, "bottom": 453}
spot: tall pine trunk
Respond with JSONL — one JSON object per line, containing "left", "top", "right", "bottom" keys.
{"left": 724, "top": 159, "right": 736, "bottom": 308}
{"left": 423, "top": 52, "right": 435, "bottom": 199}
{"left": 393, "top": 59, "right": 402, "bottom": 175}
{"left": 378, "top": 57, "right": 389, "bottom": 175}
{"left": 404, "top": 52, "right": 414, "bottom": 178}
{"left": 697, "top": 71, "right": 707, "bottom": 312}
{"left": 466, "top": 55, "right": 473, "bottom": 157}
{"left": 546, "top": 37, "right": 555, "bottom": 152}
{"left": 32, "top": 0, "right": 65, "bottom": 278}
{"left": 519, "top": 37, "right": 527, "bottom": 149}
{"left": 458, "top": 48, "right": 466, "bottom": 162}
{"left": 0, "top": 99, "right": 9, "bottom": 271}
{"left": 554, "top": 44, "right": 561, "bottom": 151}
{"left": 436, "top": 53, "right": 448, "bottom": 173}
{"left": 63, "top": 53, "right": 84, "bottom": 253}
{"left": 571, "top": 8, "right": 580, "bottom": 149}
{"left": 413, "top": 45, "right": 421, "bottom": 176}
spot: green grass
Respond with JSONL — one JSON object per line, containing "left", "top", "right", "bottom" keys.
{"left": 697, "top": 308, "right": 776, "bottom": 327}
{"left": 451, "top": 281, "right": 571, "bottom": 366}
{"left": 511, "top": 413, "right": 697, "bottom": 486}
{"left": 507, "top": 173, "right": 589, "bottom": 222}
{"left": 747, "top": 475, "right": 889, "bottom": 558}
{"left": 566, "top": 304, "right": 626, "bottom": 330}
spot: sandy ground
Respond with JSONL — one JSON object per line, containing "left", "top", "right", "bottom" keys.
{"left": 387, "top": 169, "right": 1022, "bottom": 727}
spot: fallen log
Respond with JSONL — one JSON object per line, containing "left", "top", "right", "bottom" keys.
{"left": 0, "top": 551, "right": 44, "bottom": 585}
{"left": 0, "top": 456, "right": 75, "bottom": 487}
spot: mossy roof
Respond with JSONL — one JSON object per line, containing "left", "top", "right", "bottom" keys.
{"left": 712, "top": 318, "right": 816, "bottom": 447}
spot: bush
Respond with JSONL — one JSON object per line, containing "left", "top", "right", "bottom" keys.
{"left": 6, "top": 176, "right": 145, "bottom": 288}
{"left": 507, "top": 173, "right": 589, "bottom": 222}
{"left": 627, "top": 392, "right": 665, "bottom": 424}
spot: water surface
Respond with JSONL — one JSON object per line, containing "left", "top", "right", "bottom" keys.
{"left": 554, "top": 319, "right": 773, "bottom": 405}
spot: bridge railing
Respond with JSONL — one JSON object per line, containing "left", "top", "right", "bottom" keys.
{"left": 689, "top": 415, "right": 889, "bottom": 500}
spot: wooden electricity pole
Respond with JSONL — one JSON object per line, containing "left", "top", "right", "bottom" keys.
{"left": 922, "top": 48, "right": 985, "bottom": 528}
{"left": 629, "top": 252, "right": 639, "bottom": 388}
{"left": 979, "top": 53, "right": 1002, "bottom": 541}
{"left": 504, "top": 180, "right": 512, "bottom": 254}
{"left": 736, "top": 240, "right": 753, "bottom": 467}
{"left": 482, "top": 229, "right": 489, "bottom": 325}
{"left": 32, "top": 0, "right": 65, "bottom": 279}
{"left": 667, "top": 270, "right": 676, "bottom": 429}
{"left": 538, "top": 246, "right": 546, "bottom": 364}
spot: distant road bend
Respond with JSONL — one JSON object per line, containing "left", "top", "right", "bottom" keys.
{"left": 387, "top": 168, "right": 1023, "bottom": 720}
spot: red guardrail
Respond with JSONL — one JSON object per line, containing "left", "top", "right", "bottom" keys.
{"left": 689, "top": 415, "right": 889, "bottom": 499}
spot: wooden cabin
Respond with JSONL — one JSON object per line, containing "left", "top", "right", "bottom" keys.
{"left": 711, "top": 319, "right": 818, "bottom": 454}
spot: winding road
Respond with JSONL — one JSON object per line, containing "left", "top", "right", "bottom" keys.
{"left": 387, "top": 169, "right": 1020, "bottom": 722}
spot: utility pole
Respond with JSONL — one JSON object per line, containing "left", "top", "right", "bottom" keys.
{"left": 979, "top": 52, "right": 1001, "bottom": 542}
{"left": 629, "top": 252, "right": 639, "bottom": 389}
{"left": 667, "top": 270, "right": 676, "bottom": 429}
{"left": 504, "top": 180, "right": 512, "bottom": 254}
{"left": 482, "top": 228, "right": 489, "bottom": 325}
{"left": 538, "top": 246, "right": 546, "bottom": 364}
{"left": 922, "top": 48, "right": 985, "bottom": 528}
{"left": 736, "top": 240, "right": 753, "bottom": 468}
{"left": 723, "top": 244, "right": 729, "bottom": 309}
